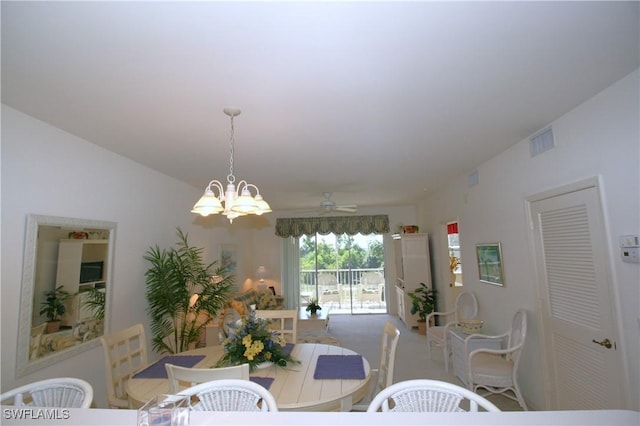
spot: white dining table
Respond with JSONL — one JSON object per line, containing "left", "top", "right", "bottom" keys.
{"left": 126, "top": 343, "right": 371, "bottom": 412}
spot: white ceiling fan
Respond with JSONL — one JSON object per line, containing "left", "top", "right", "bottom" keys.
{"left": 317, "top": 192, "right": 358, "bottom": 214}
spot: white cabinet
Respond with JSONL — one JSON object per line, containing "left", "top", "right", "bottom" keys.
{"left": 56, "top": 239, "right": 108, "bottom": 326}
{"left": 393, "top": 233, "right": 432, "bottom": 329}
{"left": 449, "top": 327, "right": 502, "bottom": 386}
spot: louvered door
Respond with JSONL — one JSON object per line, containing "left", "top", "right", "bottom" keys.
{"left": 530, "top": 184, "right": 623, "bottom": 409}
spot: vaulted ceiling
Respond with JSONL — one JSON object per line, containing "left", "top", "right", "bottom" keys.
{"left": 2, "top": 1, "right": 638, "bottom": 212}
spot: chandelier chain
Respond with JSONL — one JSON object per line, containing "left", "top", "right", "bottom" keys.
{"left": 227, "top": 115, "right": 235, "bottom": 184}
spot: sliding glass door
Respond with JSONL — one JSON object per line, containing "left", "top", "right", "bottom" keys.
{"left": 298, "top": 232, "right": 386, "bottom": 314}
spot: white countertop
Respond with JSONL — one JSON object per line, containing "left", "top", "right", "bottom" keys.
{"left": 1, "top": 407, "right": 638, "bottom": 425}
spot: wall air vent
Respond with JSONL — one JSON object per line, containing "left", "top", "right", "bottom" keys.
{"left": 530, "top": 127, "right": 555, "bottom": 157}
{"left": 468, "top": 170, "right": 479, "bottom": 187}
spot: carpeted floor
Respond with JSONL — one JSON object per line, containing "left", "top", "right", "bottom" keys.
{"left": 325, "top": 313, "right": 523, "bottom": 411}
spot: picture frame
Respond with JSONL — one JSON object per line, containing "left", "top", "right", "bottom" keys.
{"left": 476, "top": 243, "right": 504, "bottom": 286}
{"left": 219, "top": 244, "right": 237, "bottom": 274}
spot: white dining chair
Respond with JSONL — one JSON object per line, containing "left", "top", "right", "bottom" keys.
{"left": 426, "top": 291, "right": 478, "bottom": 371}
{"left": 165, "top": 363, "right": 250, "bottom": 393}
{"left": 351, "top": 321, "right": 400, "bottom": 411}
{"left": 255, "top": 309, "right": 298, "bottom": 343}
{"left": 0, "top": 377, "right": 93, "bottom": 408}
{"left": 177, "top": 379, "right": 278, "bottom": 411}
{"left": 466, "top": 309, "right": 528, "bottom": 410}
{"left": 100, "top": 323, "right": 148, "bottom": 408}
{"left": 366, "top": 379, "right": 500, "bottom": 412}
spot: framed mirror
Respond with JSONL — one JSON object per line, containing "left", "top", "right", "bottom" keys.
{"left": 16, "top": 214, "right": 116, "bottom": 377}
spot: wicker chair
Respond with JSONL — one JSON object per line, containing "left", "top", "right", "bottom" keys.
{"left": 318, "top": 273, "right": 342, "bottom": 308}
{"left": 426, "top": 291, "right": 478, "bottom": 371}
{"left": 0, "top": 377, "right": 93, "bottom": 408}
{"left": 366, "top": 379, "right": 500, "bottom": 412}
{"left": 166, "top": 363, "right": 250, "bottom": 393}
{"left": 358, "top": 272, "right": 385, "bottom": 308}
{"left": 466, "top": 309, "right": 528, "bottom": 410}
{"left": 177, "top": 379, "right": 278, "bottom": 411}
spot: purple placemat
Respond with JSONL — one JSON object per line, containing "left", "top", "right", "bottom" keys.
{"left": 133, "top": 355, "right": 206, "bottom": 379}
{"left": 250, "top": 376, "right": 275, "bottom": 390}
{"left": 283, "top": 343, "right": 295, "bottom": 356}
{"left": 313, "top": 355, "right": 365, "bottom": 380}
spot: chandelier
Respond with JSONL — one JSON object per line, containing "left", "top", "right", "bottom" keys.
{"left": 191, "top": 108, "right": 271, "bottom": 223}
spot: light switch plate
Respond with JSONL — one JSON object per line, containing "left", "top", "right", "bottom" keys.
{"left": 619, "top": 235, "right": 640, "bottom": 248}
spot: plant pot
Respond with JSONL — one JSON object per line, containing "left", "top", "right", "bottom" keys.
{"left": 45, "top": 320, "right": 61, "bottom": 334}
{"left": 417, "top": 319, "right": 427, "bottom": 335}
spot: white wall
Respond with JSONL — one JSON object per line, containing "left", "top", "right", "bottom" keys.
{"left": 0, "top": 105, "right": 222, "bottom": 407}
{"left": 417, "top": 70, "right": 640, "bottom": 410}
{"left": 0, "top": 104, "right": 417, "bottom": 407}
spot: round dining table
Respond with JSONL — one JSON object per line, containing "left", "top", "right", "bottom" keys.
{"left": 127, "top": 343, "right": 371, "bottom": 412}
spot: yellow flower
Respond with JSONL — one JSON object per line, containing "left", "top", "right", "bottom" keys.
{"left": 242, "top": 334, "right": 252, "bottom": 348}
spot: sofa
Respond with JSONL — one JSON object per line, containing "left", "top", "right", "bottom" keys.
{"left": 218, "top": 289, "right": 285, "bottom": 338}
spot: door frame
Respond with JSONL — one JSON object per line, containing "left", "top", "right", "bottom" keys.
{"left": 525, "top": 176, "right": 628, "bottom": 409}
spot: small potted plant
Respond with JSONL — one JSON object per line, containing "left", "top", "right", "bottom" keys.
{"left": 408, "top": 282, "right": 437, "bottom": 335}
{"left": 39, "top": 286, "right": 71, "bottom": 333}
{"left": 306, "top": 298, "right": 322, "bottom": 315}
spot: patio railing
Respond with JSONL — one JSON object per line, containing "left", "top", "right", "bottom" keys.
{"left": 300, "top": 268, "right": 384, "bottom": 286}
{"left": 299, "top": 268, "right": 386, "bottom": 310}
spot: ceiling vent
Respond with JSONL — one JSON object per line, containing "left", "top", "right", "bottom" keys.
{"left": 530, "top": 127, "right": 555, "bottom": 157}
{"left": 468, "top": 170, "right": 479, "bottom": 187}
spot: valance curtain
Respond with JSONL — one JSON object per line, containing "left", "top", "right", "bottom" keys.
{"left": 275, "top": 215, "right": 390, "bottom": 238}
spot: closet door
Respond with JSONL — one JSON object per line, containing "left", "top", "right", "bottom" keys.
{"left": 530, "top": 184, "right": 623, "bottom": 409}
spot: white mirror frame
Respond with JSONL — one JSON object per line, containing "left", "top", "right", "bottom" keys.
{"left": 16, "top": 214, "right": 116, "bottom": 377}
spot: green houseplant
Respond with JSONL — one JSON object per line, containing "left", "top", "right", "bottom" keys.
{"left": 144, "top": 228, "right": 235, "bottom": 354}
{"left": 39, "top": 286, "right": 71, "bottom": 333}
{"left": 306, "top": 298, "right": 322, "bottom": 315}
{"left": 408, "top": 282, "right": 437, "bottom": 335}
{"left": 84, "top": 287, "right": 106, "bottom": 320}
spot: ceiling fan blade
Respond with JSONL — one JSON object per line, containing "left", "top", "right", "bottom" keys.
{"left": 335, "top": 206, "right": 357, "bottom": 213}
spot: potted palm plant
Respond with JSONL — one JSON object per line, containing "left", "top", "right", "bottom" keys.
{"left": 408, "top": 282, "right": 437, "bottom": 335}
{"left": 144, "top": 228, "right": 235, "bottom": 354}
{"left": 39, "top": 286, "right": 71, "bottom": 334}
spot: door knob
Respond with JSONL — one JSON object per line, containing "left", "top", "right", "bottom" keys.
{"left": 592, "top": 338, "right": 612, "bottom": 349}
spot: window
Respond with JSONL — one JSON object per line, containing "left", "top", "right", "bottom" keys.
{"left": 447, "top": 221, "right": 462, "bottom": 282}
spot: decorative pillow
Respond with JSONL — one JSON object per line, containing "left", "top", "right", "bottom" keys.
{"left": 229, "top": 299, "right": 247, "bottom": 317}
{"left": 256, "top": 290, "right": 280, "bottom": 310}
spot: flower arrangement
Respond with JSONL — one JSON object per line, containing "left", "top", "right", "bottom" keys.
{"left": 215, "top": 306, "right": 298, "bottom": 372}
{"left": 449, "top": 255, "right": 461, "bottom": 272}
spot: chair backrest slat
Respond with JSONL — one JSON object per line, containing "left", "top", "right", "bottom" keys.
{"left": 166, "top": 363, "right": 250, "bottom": 393}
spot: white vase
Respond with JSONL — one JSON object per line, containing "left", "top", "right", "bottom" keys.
{"left": 256, "top": 361, "right": 273, "bottom": 370}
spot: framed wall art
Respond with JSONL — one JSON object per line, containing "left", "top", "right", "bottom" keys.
{"left": 219, "top": 244, "right": 237, "bottom": 274}
{"left": 476, "top": 242, "right": 504, "bottom": 286}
